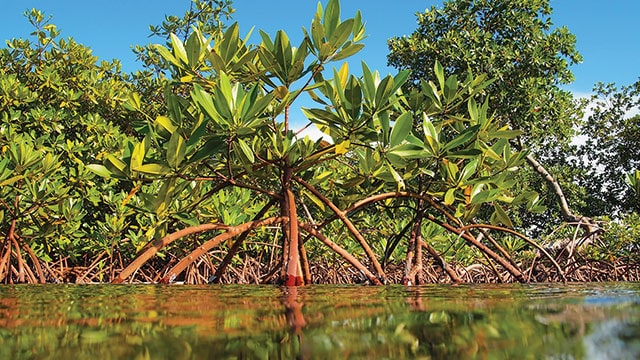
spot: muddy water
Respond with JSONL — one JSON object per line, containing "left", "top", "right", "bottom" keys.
{"left": 0, "top": 283, "right": 639, "bottom": 359}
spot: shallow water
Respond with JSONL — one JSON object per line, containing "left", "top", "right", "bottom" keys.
{"left": 0, "top": 283, "right": 639, "bottom": 359}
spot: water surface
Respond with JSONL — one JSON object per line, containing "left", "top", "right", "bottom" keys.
{"left": 1, "top": 283, "right": 639, "bottom": 359}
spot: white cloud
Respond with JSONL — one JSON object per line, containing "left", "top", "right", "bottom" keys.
{"left": 295, "top": 124, "right": 331, "bottom": 143}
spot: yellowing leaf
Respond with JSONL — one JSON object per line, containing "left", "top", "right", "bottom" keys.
{"left": 155, "top": 116, "right": 177, "bottom": 135}
{"left": 170, "top": 33, "right": 188, "bottom": 65}
{"left": 123, "top": 92, "right": 141, "bottom": 111}
{"left": 444, "top": 188, "right": 456, "bottom": 205}
{"left": 0, "top": 175, "right": 24, "bottom": 187}
{"left": 337, "top": 62, "right": 349, "bottom": 88}
{"left": 122, "top": 182, "right": 141, "bottom": 207}
{"left": 105, "top": 155, "right": 128, "bottom": 177}
{"left": 302, "top": 190, "right": 325, "bottom": 211}
{"left": 274, "top": 85, "right": 289, "bottom": 100}
{"left": 335, "top": 139, "right": 350, "bottom": 154}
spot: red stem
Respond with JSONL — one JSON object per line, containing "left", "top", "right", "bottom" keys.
{"left": 160, "top": 217, "right": 286, "bottom": 283}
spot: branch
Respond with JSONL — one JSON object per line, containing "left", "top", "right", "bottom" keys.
{"left": 293, "top": 176, "right": 386, "bottom": 281}
{"left": 458, "top": 223, "right": 566, "bottom": 282}
{"left": 299, "top": 223, "right": 382, "bottom": 285}
{"left": 525, "top": 153, "right": 601, "bottom": 238}
{"left": 112, "top": 222, "right": 232, "bottom": 283}
{"left": 160, "top": 216, "right": 286, "bottom": 283}
{"left": 525, "top": 154, "right": 577, "bottom": 222}
{"left": 426, "top": 215, "right": 527, "bottom": 282}
{"left": 210, "top": 198, "right": 277, "bottom": 283}
{"left": 420, "top": 240, "right": 461, "bottom": 283}
{"left": 346, "top": 191, "right": 461, "bottom": 226}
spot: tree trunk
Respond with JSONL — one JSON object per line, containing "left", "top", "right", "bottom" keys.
{"left": 525, "top": 154, "right": 600, "bottom": 236}
{"left": 284, "top": 188, "right": 304, "bottom": 286}
{"left": 403, "top": 215, "right": 424, "bottom": 285}
{"left": 282, "top": 165, "right": 304, "bottom": 286}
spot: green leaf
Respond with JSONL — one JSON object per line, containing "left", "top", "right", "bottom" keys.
{"left": 491, "top": 204, "right": 513, "bottom": 228}
{"left": 389, "top": 112, "right": 413, "bottom": 147}
{"left": 165, "top": 90, "right": 183, "bottom": 125}
{"left": 434, "top": 61, "right": 445, "bottom": 91}
{"left": 219, "top": 23, "right": 240, "bottom": 60}
{"left": 191, "top": 136, "right": 225, "bottom": 163}
{"left": 422, "top": 116, "right": 440, "bottom": 155}
{"left": 386, "top": 162, "right": 405, "bottom": 189}
{"left": 133, "top": 163, "right": 172, "bottom": 175}
{"left": 174, "top": 212, "right": 200, "bottom": 227}
{"left": 378, "top": 111, "right": 390, "bottom": 146}
{"left": 468, "top": 98, "right": 478, "bottom": 123}
{"left": 469, "top": 183, "right": 485, "bottom": 203}
{"left": 236, "top": 138, "right": 254, "bottom": 163}
{"left": 302, "top": 107, "right": 343, "bottom": 127}
{"left": 273, "top": 30, "right": 293, "bottom": 80}
{"left": 443, "top": 74, "right": 458, "bottom": 102}
{"left": 331, "top": 43, "right": 364, "bottom": 61}
{"left": 185, "top": 30, "right": 202, "bottom": 67}
{"left": 166, "top": 132, "right": 186, "bottom": 168}
{"left": 447, "top": 149, "right": 483, "bottom": 159}
{"left": 443, "top": 125, "right": 480, "bottom": 152}
{"left": 388, "top": 144, "right": 428, "bottom": 160}
{"left": 392, "top": 70, "right": 411, "bottom": 93}
{"left": 192, "top": 84, "right": 219, "bottom": 124}
{"left": 361, "top": 62, "right": 377, "bottom": 101}
{"left": 170, "top": 33, "right": 188, "bottom": 65}
{"left": 342, "top": 177, "right": 365, "bottom": 188}
{"left": 458, "top": 158, "right": 479, "bottom": 183}
{"left": 324, "top": 0, "right": 341, "bottom": 39}
{"left": 352, "top": 10, "right": 365, "bottom": 41}
{"left": 130, "top": 138, "right": 147, "bottom": 170}
{"left": 328, "top": 19, "right": 354, "bottom": 53}
{"left": 491, "top": 129, "right": 524, "bottom": 139}
{"left": 245, "top": 89, "right": 275, "bottom": 122}
{"left": 154, "top": 45, "right": 181, "bottom": 68}
{"left": 213, "top": 74, "right": 234, "bottom": 121}
{"left": 471, "top": 188, "right": 502, "bottom": 204}
{"left": 85, "top": 164, "right": 111, "bottom": 178}
{"left": 343, "top": 76, "right": 362, "bottom": 119}
{"left": 125, "top": 92, "right": 142, "bottom": 111}
{"left": 374, "top": 76, "right": 393, "bottom": 108}
{"left": 442, "top": 159, "right": 459, "bottom": 183}
{"left": 308, "top": 12, "right": 324, "bottom": 52}
{"left": 207, "top": 50, "right": 227, "bottom": 72}
{"left": 386, "top": 152, "right": 406, "bottom": 168}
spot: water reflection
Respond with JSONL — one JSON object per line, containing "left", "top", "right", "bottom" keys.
{"left": 0, "top": 283, "right": 638, "bottom": 359}
{"left": 584, "top": 319, "right": 640, "bottom": 359}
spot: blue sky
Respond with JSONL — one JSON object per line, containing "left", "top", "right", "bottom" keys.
{"left": 1, "top": 1, "right": 638, "bottom": 96}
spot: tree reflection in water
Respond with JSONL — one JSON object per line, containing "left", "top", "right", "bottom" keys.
{"left": 281, "top": 286, "right": 310, "bottom": 359}
{"left": 0, "top": 283, "right": 638, "bottom": 359}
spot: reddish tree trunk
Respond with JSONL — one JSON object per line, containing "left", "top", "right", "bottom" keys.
{"left": 284, "top": 188, "right": 304, "bottom": 286}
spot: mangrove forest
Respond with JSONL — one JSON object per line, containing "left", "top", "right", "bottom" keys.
{"left": 1, "top": 0, "right": 639, "bottom": 285}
